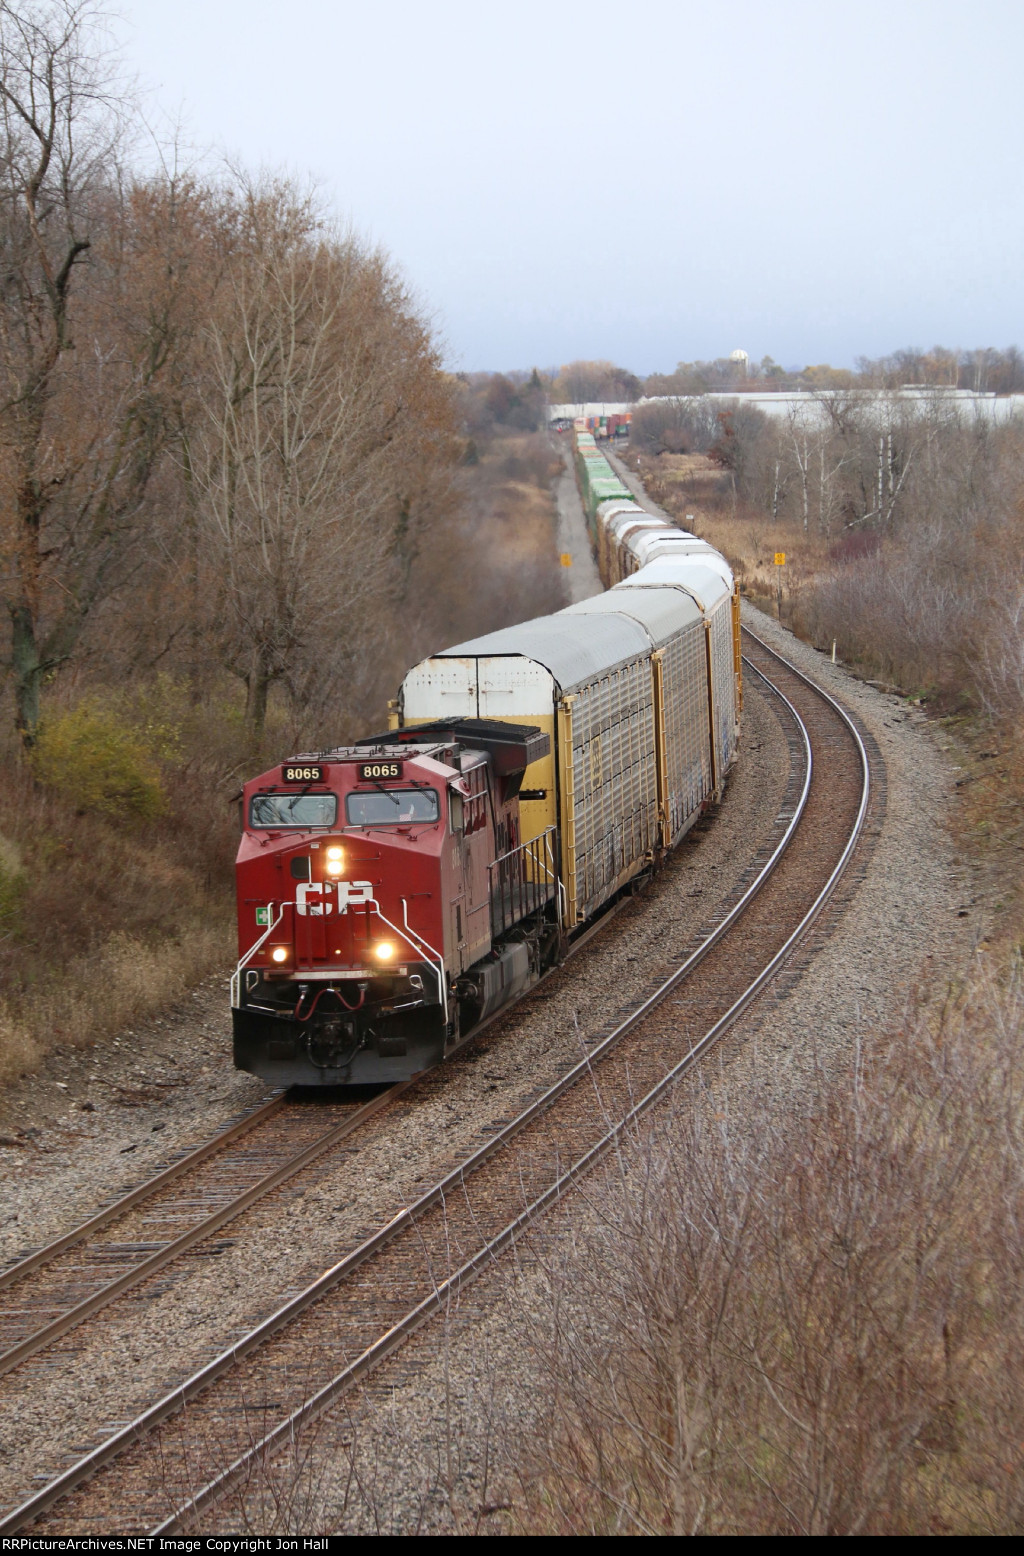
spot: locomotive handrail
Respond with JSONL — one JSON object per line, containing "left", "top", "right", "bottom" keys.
{"left": 230, "top": 902, "right": 293, "bottom": 1008}
{"left": 488, "top": 826, "right": 560, "bottom": 940}
{"left": 387, "top": 899, "right": 448, "bottom": 1024}
{"left": 230, "top": 895, "right": 448, "bottom": 1022}
{"left": 489, "top": 824, "right": 556, "bottom": 875}
{"left": 536, "top": 826, "right": 569, "bottom": 927}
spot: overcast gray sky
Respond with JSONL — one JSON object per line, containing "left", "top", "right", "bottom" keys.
{"left": 118, "top": 0, "right": 1022, "bottom": 375}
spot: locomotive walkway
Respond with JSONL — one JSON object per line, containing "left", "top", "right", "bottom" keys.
{"left": 0, "top": 629, "right": 876, "bottom": 1534}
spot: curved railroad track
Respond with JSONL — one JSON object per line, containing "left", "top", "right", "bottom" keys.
{"left": 0, "top": 629, "right": 876, "bottom": 1534}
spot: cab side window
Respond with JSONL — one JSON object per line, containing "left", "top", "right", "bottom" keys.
{"left": 463, "top": 765, "right": 488, "bottom": 834}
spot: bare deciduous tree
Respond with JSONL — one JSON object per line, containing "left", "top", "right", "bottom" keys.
{"left": 551, "top": 359, "right": 641, "bottom": 405}
{"left": 188, "top": 182, "right": 456, "bottom": 734}
{"left": 0, "top": 0, "right": 113, "bottom": 739}
{"left": 0, "top": 0, "right": 187, "bottom": 742}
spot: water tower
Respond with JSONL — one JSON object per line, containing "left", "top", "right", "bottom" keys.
{"left": 730, "top": 349, "right": 749, "bottom": 374}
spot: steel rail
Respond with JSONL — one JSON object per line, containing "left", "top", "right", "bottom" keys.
{"left": 0, "top": 1093, "right": 285, "bottom": 1295}
{"left": 0, "top": 1083, "right": 409, "bottom": 1380}
{"left": 1, "top": 641, "right": 820, "bottom": 1537}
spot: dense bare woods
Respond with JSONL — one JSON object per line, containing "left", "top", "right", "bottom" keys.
{"left": 549, "top": 360, "right": 641, "bottom": 404}
{"left": 0, "top": 2, "right": 462, "bottom": 750}
{"left": 633, "top": 389, "right": 1024, "bottom": 733}
{"left": 0, "top": 3, "right": 567, "bottom": 1079}
{"left": 631, "top": 394, "right": 738, "bottom": 458}
{"left": 788, "top": 412, "right": 1024, "bottom": 730}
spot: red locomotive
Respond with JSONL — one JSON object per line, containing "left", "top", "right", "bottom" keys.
{"left": 232, "top": 720, "right": 554, "bottom": 1085}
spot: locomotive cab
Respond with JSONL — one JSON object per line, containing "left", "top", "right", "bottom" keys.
{"left": 232, "top": 720, "right": 552, "bottom": 1085}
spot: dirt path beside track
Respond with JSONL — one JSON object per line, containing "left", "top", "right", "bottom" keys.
{"left": 551, "top": 436, "right": 602, "bottom": 601}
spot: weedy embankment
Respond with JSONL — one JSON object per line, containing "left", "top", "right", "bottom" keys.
{"left": 503, "top": 960, "right": 1024, "bottom": 1535}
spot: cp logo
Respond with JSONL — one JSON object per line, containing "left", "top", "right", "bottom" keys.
{"left": 296, "top": 880, "right": 375, "bottom": 916}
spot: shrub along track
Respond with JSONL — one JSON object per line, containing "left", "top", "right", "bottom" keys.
{"left": 1, "top": 629, "right": 875, "bottom": 1534}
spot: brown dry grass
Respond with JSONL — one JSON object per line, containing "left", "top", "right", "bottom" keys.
{"left": 0, "top": 735, "right": 238, "bottom": 1085}
{"left": 497, "top": 960, "right": 1024, "bottom": 1535}
{"left": 0, "top": 681, "right": 244, "bottom": 1087}
{"left": 451, "top": 435, "right": 566, "bottom": 631}
{"left": 627, "top": 450, "right": 831, "bottom": 623}
{"left": 404, "top": 432, "right": 565, "bottom": 658}
{"left": 0, "top": 919, "right": 231, "bottom": 1084}
{"left": 944, "top": 728, "right": 1024, "bottom": 953}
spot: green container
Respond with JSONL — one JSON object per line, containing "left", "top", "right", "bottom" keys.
{"left": 574, "top": 435, "right": 630, "bottom": 534}
{"left": 576, "top": 454, "right": 631, "bottom": 532}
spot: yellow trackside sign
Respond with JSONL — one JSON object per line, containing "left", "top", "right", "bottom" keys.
{"left": 560, "top": 553, "right": 573, "bottom": 567}
{"left": 774, "top": 552, "right": 786, "bottom": 565}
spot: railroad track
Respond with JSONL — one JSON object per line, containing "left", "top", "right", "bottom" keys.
{"left": 1, "top": 630, "right": 875, "bottom": 1534}
{"left": 0, "top": 1088, "right": 409, "bottom": 1380}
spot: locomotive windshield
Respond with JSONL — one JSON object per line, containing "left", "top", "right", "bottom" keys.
{"left": 345, "top": 788, "right": 439, "bottom": 827}
{"left": 249, "top": 792, "right": 338, "bottom": 829}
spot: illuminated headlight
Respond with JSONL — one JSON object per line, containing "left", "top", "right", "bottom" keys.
{"left": 271, "top": 946, "right": 289, "bottom": 964}
{"left": 373, "top": 941, "right": 397, "bottom": 962}
{"left": 325, "top": 845, "right": 344, "bottom": 877}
